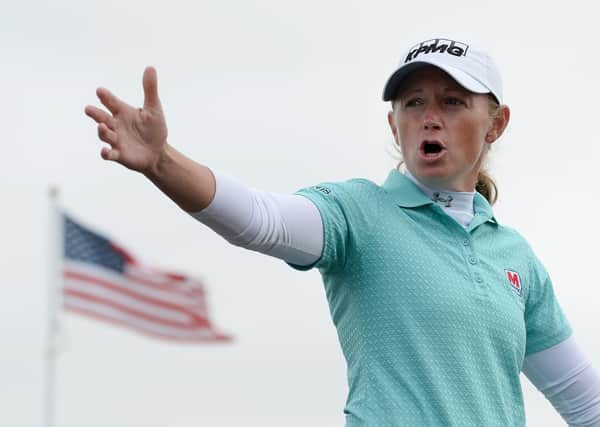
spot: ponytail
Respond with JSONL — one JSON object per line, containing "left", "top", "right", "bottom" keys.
{"left": 476, "top": 169, "right": 498, "bottom": 205}
{"left": 478, "top": 96, "right": 503, "bottom": 205}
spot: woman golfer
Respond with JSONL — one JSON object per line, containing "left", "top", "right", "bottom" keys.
{"left": 85, "top": 37, "right": 600, "bottom": 426}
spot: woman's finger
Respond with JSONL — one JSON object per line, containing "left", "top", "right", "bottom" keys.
{"left": 85, "top": 105, "right": 116, "bottom": 130}
{"left": 101, "top": 146, "right": 120, "bottom": 162}
{"left": 96, "top": 87, "right": 125, "bottom": 115}
{"left": 97, "top": 123, "right": 118, "bottom": 145}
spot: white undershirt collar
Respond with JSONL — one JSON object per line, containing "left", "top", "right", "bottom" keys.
{"left": 404, "top": 170, "right": 475, "bottom": 228}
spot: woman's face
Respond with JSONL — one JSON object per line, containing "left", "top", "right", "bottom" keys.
{"left": 387, "top": 66, "right": 508, "bottom": 192}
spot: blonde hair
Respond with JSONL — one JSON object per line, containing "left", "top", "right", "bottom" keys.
{"left": 391, "top": 95, "right": 502, "bottom": 205}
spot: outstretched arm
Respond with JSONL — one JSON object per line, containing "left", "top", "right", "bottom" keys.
{"left": 84, "top": 67, "right": 216, "bottom": 212}
{"left": 85, "top": 67, "right": 324, "bottom": 266}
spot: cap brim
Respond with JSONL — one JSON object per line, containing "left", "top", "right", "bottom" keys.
{"left": 382, "top": 59, "right": 491, "bottom": 101}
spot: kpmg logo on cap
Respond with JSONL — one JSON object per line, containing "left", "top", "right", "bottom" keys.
{"left": 405, "top": 38, "right": 469, "bottom": 63}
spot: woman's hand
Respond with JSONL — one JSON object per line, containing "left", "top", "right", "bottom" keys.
{"left": 84, "top": 66, "right": 168, "bottom": 175}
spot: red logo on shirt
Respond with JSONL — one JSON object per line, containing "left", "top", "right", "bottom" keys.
{"left": 505, "top": 270, "right": 522, "bottom": 296}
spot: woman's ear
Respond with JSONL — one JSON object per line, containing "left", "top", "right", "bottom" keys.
{"left": 388, "top": 109, "right": 400, "bottom": 145}
{"left": 486, "top": 105, "right": 510, "bottom": 144}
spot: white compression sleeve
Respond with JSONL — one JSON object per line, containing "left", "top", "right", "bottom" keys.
{"left": 522, "top": 335, "right": 600, "bottom": 426}
{"left": 190, "top": 171, "right": 323, "bottom": 266}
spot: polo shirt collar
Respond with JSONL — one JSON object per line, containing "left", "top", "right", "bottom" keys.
{"left": 382, "top": 169, "right": 433, "bottom": 208}
{"left": 381, "top": 169, "right": 498, "bottom": 225}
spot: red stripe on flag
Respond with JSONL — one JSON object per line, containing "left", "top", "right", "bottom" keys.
{"left": 124, "top": 268, "right": 206, "bottom": 298}
{"left": 64, "top": 306, "right": 232, "bottom": 342}
{"left": 63, "top": 270, "right": 204, "bottom": 314}
{"left": 63, "top": 288, "right": 210, "bottom": 329}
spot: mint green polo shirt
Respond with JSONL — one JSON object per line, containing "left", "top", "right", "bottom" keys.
{"left": 291, "top": 169, "right": 572, "bottom": 427}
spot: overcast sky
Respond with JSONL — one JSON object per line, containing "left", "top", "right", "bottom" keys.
{"left": 3, "top": 0, "right": 600, "bottom": 426}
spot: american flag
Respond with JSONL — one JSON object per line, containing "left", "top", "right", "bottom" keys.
{"left": 62, "top": 214, "right": 231, "bottom": 342}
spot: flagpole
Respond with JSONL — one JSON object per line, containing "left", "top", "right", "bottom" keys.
{"left": 44, "top": 186, "right": 62, "bottom": 427}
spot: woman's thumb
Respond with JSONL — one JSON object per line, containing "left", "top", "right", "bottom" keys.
{"left": 142, "top": 66, "right": 160, "bottom": 109}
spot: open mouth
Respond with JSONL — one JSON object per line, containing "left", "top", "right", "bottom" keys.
{"left": 420, "top": 140, "right": 446, "bottom": 157}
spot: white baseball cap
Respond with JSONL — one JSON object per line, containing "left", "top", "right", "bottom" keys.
{"left": 382, "top": 38, "right": 503, "bottom": 104}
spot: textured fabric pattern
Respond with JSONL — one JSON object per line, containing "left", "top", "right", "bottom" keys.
{"left": 290, "top": 169, "right": 572, "bottom": 426}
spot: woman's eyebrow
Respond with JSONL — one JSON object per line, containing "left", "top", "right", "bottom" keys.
{"left": 399, "top": 87, "right": 423, "bottom": 97}
{"left": 443, "top": 86, "right": 470, "bottom": 95}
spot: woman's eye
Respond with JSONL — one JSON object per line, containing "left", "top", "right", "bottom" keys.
{"left": 445, "top": 97, "right": 465, "bottom": 106}
{"left": 404, "top": 98, "right": 423, "bottom": 108}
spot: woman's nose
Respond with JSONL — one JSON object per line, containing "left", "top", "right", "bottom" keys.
{"left": 423, "top": 104, "right": 442, "bottom": 131}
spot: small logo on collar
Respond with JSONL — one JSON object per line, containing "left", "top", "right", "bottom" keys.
{"left": 505, "top": 270, "right": 522, "bottom": 296}
{"left": 432, "top": 192, "right": 453, "bottom": 207}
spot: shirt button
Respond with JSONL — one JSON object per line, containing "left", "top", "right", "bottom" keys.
{"left": 462, "top": 239, "right": 470, "bottom": 246}
{"left": 475, "top": 275, "right": 483, "bottom": 283}
{"left": 468, "top": 256, "right": 477, "bottom": 265}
